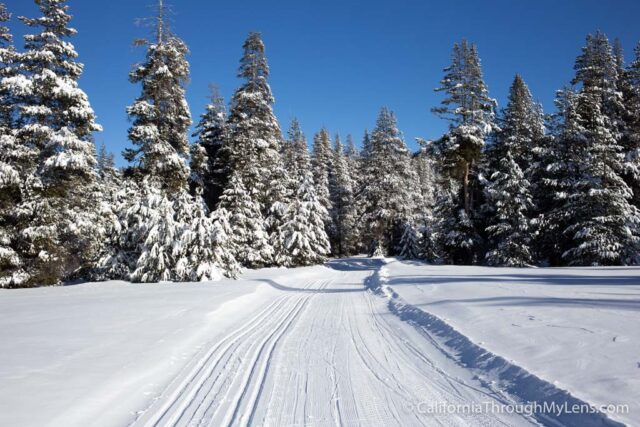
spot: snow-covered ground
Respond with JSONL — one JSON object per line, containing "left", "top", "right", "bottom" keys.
{"left": 380, "top": 259, "right": 640, "bottom": 426}
{"left": 0, "top": 258, "right": 636, "bottom": 426}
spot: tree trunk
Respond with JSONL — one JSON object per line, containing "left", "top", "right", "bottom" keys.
{"left": 462, "top": 160, "right": 470, "bottom": 213}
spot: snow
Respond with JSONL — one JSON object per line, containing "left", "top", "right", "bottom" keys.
{"left": 0, "top": 258, "right": 636, "bottom": 426}
{"left": 0, "top": 278, "right": 266, "bottom": 427}
{"left": 381, "top": 259, "right": 640, "bottom": 426}
{"left": 0, "top": 259, "right": 545, "bottom": 427}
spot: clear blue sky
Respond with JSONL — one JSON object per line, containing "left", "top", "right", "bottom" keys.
{"left": 5, "top": 0, "right": 640, "bottom": 165}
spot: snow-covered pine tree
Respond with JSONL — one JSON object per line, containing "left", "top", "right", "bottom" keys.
{"left": 277, "top": 155, "right": 330, "bottom": 267}
{"left": 412, "top": 142, "right": 438, "bottom": 260}
{"left": 172, "top": 190, "right": 240, "bottom": 281}
{"left": 399, "top": 223, "right": 420, "bottom": 260}
{"left": 282, "top": 118, "right": 308, "bottom": 191}
{"left": 430, "top": 174, "right": 481, "bottom": 264}
{"left": 124, "top": 1, "right": 191, "bottom": 192}
{"left": 360, "top": 129, "right": 372, "bottom": 159}
{"left": 97, "top": 174, "right": 239, "bottom": 283}
{"left": 343, "top": 134, "right": 360, "bottom": 185}
{"left": 482, "top": 75, "right": 540, "bottom": 266}
{"left": 535, "top": 88, "right": 584, "bottom": 266}
{"left": 312, "top": 127, "right": 333, "bottom": 217}
{"left": 0, "top": 3, "right": 15, "bottom": 144}
{"left": 622, "top": 42, "right": 640, "bottom": 209}
{"left": 329, "top": 134, "right": 356, "bottom": 256}
{"left": 0, "top": 3, "right": 22, "bottom": 286}
{"left": 106, "top": 2, "right": 242, "bottom": 282}
{"left": 94, "top": 178, "right": 141, "bottom": 280}
{"left": 89, "top": 143, "right": 123, "bottom": 279}
{"left": 208, "top": 207, "right": 242, "bottom": 278}
{"left": 127, "top": 178, "right": 178, "bottom": 282}
{"left": 265, "top": 163, "right": 290, "bottom": 266}
{"left": 358, "top": 108, "right": 419, "bottom": 255}
{"left": 412, "top": 144, "right": 436, "bottom": 226}
{"left": 1, "top": 0, "right": 102, "bottom": 286}
{"left": 218, "top": 172, "right": 273, "bottom": 268}
{"left": 429, "top": 39, "right": 495, "bottom": 264}
{"left": 349, "top": 130, "right": 372, "bottom": 254}
{"left": 96, "top": 143, "right": 118, "bottom": 180}
{"left": 267, "top": 118, "right": 314, "bottom": 264}
{"left": 189, "top": 142, "right": 208, "bottom": 197}
{"left": 224, "top": 32, "right": 288, "bottom": 266}
{"left": 192, "top": 85, "right": 229, "bottom": 209}
{"left": 558, "top": 32, "right": 639, "bottom": 265}
{"left": 18, "top": 0, "right": 101, "bottom": 182}
{"left": 432, "top": 40, "right": 495, "bottom": 213}
{"left": 226, "top": 32, "right": 284, "bottom": 211}
{"left": 484, "top": 152, "right": 533, "bottom": 266}
{"left": 344, "top": 134, "right": 358, "bottom": 161}
{"left": 490, "top": 75, "right": 545, "bottom": 173}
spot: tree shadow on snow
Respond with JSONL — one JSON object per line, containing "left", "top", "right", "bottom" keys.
{"left": 387, "top": 274, "right": 640, "bottom": 288}
{"left": 419, "top": 295, "right": 640, "bottom": 311}
{"left": 255, "top": 279, "right": 366, "bottom": 294}
{"left": 325, "top": 257, "right": 385, "bottom": 271}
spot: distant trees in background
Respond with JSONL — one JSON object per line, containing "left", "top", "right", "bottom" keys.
{"left": 1, "top": 0, "right": 640, "bottom": 287}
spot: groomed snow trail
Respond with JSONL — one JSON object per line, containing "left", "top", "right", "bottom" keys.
{"left": 133, "top": 258, "right": 536, "bottom": 427}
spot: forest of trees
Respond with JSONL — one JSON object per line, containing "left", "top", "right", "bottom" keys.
{"left": 1, "top": 0, "right": 640, "bottom": 287}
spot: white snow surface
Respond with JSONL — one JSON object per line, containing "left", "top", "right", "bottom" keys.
{"left": 382, "top": 259, "right": 640, "bottom": 426}
{"left": 0, "top": 257, "right": 636, "bottom": 426}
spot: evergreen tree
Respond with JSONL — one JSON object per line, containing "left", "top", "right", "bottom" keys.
{"left": 412, "top": 146, "right": 437, "bottom": 227}
{"left": 399, "top": 223, "right": 420, "bottom": 260}
{"left": 484, "top": 153, "right": 533, "bottom": 266}
{"left": 0, "top": 3, "right": 22, "bottom": 286}
{"left": 225, "top": 32, "right": 287, "bottom": 265}
{"left": 329, "top": 134, "right": 356, "bottom": 256}
{"left": 350, "top": 130, "right": 371, "bottom": 254}
{"left": 94, "top": 179, "right": 142, "bottom": 280}
{"left": 124, "top": 1, "right": 191, "bottom": 191}
{"left": 98, "top": 177, "right": 239, "bottom": 282}
{"left": 623, "top": 42, "right": 640, "bottom": 209}
{"left": 358, "top": 108, "right": 419, "bottom": 255}
{"left": 192, "top": 85, "right": 229, "bottom": 209}
{"left": 361, "top": 129, "right": 372, "bottom": 159}
{"left": 312, "top": 127, "right": 333, "bottom": 216}
{"left": 536, "top": 88, "right": 584, "bottom": 265}
{"left": 172, "top": 190, "right": 240, "bottom": 281}
{"left": 431, "top": 177, "right": 481, "bottom": 264}
{"left": 127, "top": 179, "right": 178, "bottom": 282}
{"left": 555, "top": 33, "right": 639, "bottom": 265}
{"left": 282, "top": 118, "right": 308, "bottom": 191}
{"left": 429, "top": 39, "right": 495, "bottom": 264}
{"left": 343, "top": 133, "right": 360, "bottom": 184}
{"left": 412, "top": 145, "right": 438, "bottom": 260}
{"left": 226, "top": 32, "right": 284, "bottom": 211}
{"left": 483, "top": 75, "right": 540, "bottom": 266}
{"left": 344, "top": 134, "right": 359, "bottom": 161}
{"left": 2, "top": 0, "right": 101, "bottom": 286}
{"left": 432, "top": 39, "right": 496, "bottom": 214}
{"left": 189, "top": 143, "right": 208, "bottom": 197}
{"left": 278, "top": 170, "right": 330, "bottom": 267}
{"left": 218, "top": 172, "right": 273, "bottom": 268}
{"left": 96, "top": 143, "right": 117, "bottom": 179}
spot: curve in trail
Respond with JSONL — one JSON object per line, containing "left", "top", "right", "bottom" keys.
{"left": 132, "top": 279, "right": 329, "bottom": 427}
{"left": 133, "top": 261, "right": 537, "bottom": 427}
{"left": 138, "top": 296, "right": 287, "bottom": 426}
{"left": 247, "top": 265, "right": 537, "bottom": 427}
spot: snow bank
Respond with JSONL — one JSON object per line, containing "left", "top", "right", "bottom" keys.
{"left": 377, "top": 259, "right": 639, "bottom": 426}
{"left": 0, "top": 278, "right": 272, "bottom": 427}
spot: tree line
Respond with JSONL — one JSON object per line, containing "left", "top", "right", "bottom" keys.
{"left": 0, "top": 0, "right": 639, "bottom": 288}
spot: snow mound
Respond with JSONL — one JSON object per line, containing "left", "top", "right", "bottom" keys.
{"left": 369, "top": 260, "right": 626, "bottom": 427}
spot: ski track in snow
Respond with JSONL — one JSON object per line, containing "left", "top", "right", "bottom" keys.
{"left": 131, "top": 259, "right": 536, "bottom": 427}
